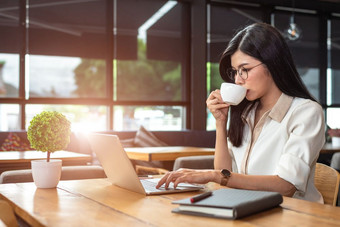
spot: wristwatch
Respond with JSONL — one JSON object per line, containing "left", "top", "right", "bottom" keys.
{"left": 220, "top": 169, "right": 231, "bottom": 186}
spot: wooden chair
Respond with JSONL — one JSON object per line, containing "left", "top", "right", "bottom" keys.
{"left": 314, "top": 163, "right": 340, "bottom": 206}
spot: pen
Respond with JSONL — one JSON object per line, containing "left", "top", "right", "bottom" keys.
{"left": 190, "top": 191, "right": 212, "bottom": 203}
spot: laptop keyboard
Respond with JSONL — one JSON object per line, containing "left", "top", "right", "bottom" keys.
{"left": 140, "top": 178, "right": 203, "bottom": 193}
{"left": 141, "top": 179, "right": 173, "bottom": 192}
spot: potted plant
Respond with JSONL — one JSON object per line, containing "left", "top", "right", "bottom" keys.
{"left": 328, "top": 128, "right": 340, "bottom": 147}
{"left": 27, "top": 111, "right": 71, "bottom": 188}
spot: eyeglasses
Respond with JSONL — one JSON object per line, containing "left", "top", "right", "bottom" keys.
{"left": 226, "top": 62, "right": 263, "bottom": 82}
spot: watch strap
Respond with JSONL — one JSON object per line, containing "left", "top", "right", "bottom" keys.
{"left": 220, "top": 177, "right": 229, "bottom": 186}
{"left": 220, "top": 169, "right": 231, "bottom": 186}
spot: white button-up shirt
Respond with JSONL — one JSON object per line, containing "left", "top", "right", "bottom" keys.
{"left": 229, "top": 93, "right": 325, "bottom": 203}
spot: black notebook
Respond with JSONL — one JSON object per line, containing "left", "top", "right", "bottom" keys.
{"left": 172, "top": 188, "right": 283, "bottom": 219}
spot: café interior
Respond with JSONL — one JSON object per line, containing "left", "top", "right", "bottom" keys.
{"left": 0, "top": 0, "right": 340, "bottom": 226}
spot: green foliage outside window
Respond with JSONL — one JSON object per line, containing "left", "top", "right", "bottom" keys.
{"left": 209, "top": 62, "right": 224, "bottom": 92}
{"left": 73, "top": 39, "right": 181, "bottom": 101}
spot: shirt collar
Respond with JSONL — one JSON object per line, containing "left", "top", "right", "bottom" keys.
{"left": 268, "top": 93, "right": 293, "bottom": 122}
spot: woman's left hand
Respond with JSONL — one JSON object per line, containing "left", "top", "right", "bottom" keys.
{"left": 156, "top": 169, "right": 219, "bottom": 189}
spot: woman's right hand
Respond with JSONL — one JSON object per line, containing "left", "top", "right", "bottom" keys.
{"left": 206, "top": 89, "right": 230, "bottom": 123}
{"left": 156, "top": 168, "right": 220, "bottom": 189}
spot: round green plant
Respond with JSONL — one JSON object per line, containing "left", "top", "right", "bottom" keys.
{"left": 27, "top": 111, "right": 71, "bottom": 161}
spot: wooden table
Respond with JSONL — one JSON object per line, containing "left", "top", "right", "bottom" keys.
{"left": 0, "top": 178, "right": 339, "bottom": 227}
{"left": 321, "top": 143, "right": 340, "bottom": 154}
{"left": 125, "top": 146, "right": 215, "bottom": 161}
{"left": 0, "top": 150, "right": 92, "bottom": 174}
{"left": 124, "top": 144, "right": 339, "bottom": 161}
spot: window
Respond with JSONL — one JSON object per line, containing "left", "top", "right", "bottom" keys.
{"left": 114, "top": 1, "right": 189, "bottom": 130}
{"left": 113, "top": 105, "right": 183, "bottom": 131}
{"left": 27, "top": 0, "right": 108, "bottom": 98}
{"left": 0, "top": 0, "right": 190, "bottom": 132}
{"left": 328, "top": 16, "right": 340, "bottom": 129}
{"left": 28, "top": 56, "right": 85, "bottom": 98}
{"left": 273, "top": 10, "right": 320, "bottom": 101}
{"left": 0, "top": 104, "right": 20, "bottom": 130}
{"left": 116, "top": 1, "right": 185, "bottom": 102}
{"left": 0, "top": 0, "right": 20, "bottom": 98}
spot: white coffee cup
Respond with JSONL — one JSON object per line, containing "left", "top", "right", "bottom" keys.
{"left": 220, "top": 82, "right": 247, "bottom": 105}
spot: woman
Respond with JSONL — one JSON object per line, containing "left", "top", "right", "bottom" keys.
{"left": 156, "top": 23, "right": 325, "bottom": 203}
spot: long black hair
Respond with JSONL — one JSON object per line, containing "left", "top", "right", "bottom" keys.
{"left": 219, "top": 23, "right": 316, "bottom": 147}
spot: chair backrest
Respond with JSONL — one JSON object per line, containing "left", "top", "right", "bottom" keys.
{"left": 0, "top": 166, "right": 106, "bottom": 184}
{"left": 314, "top": 163, "right": 340, "bottom": 206}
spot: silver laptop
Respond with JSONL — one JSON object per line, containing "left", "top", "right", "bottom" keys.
{"left": 88, "top": 133, "right": 204, "bottom": 195}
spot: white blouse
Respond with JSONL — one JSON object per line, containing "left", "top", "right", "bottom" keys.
{"left": 228, "top": 93, "right": 325, "bottom": 203}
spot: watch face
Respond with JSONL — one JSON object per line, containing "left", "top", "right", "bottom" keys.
{"left": 221, "top": 169, "right": 231, "bottom": 177}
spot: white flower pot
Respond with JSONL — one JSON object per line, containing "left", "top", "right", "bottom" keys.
{"left": 31, "top": 159, "right": 62, "bottom": 188}
{"left": 332, "top": 137, "right": 340, "bottom": 147}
